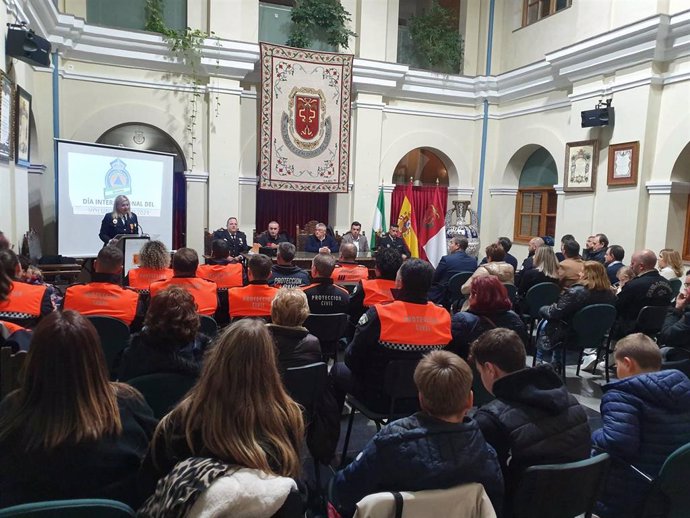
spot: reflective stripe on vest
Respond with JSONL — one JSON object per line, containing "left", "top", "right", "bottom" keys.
{"left": 197, "top": 263, "right": 243, "bottom": 289}
{"left": 362, "top": 279, "right": 396, "bottom": 306}
{"left": 331, "top": 264, "right": 369, "bottom": 283}
{"left": 228, "top": 284, "right": 276, "bottom": 317}
{"left": 127, "top": 267, "right": 173, "bottom": 289}
{"left": 64, "top": 283, "right": 139, "bottom": 325}
{"left": 0, "top": 282, "right": 46, "bottom": 317}
{"left": 150, "top": 277, "right": 218, "bottom": 316}
{"left": 375, "top": 300, "right": 451, "bottom": 350}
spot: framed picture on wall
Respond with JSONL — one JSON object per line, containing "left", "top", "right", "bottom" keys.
{"left": 15, "top": 86, "right": 31, "bottom": 167}
{"left": 607, "top": 141, "right": 639, "bottom": 186}
{"left": 564, "top": 140, "right": 598, "bottom": 192}
{"left": 0, "top": 71, "right": 14, "bottom": 162}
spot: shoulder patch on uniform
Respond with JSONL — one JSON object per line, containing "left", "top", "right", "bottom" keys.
{"left": 357, "top": 312, "right": 369, "bottom": 326}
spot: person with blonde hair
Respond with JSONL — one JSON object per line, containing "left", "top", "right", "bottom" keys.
{"left": 139, "top": 318, "right": 304, "bottom": 499}
{"left": 125, "top": 240, "right": 172, "bottom": 289}
{"left": 0, "top": 311, "right": 156, "bottom": 507}
{"left": 268, "top": 287, "right": 321, "bottom": 370}
{"left": 516, "top": 245, "right": 559, "bottom": 301}
{"left": 99, "top": 194, "right": 139, "bottom": 245}
{"left": 658, "top": 248, "right": 683, "bottom": 281}
{"left": 329, "top": 350, "right": 503, "bottom": 518}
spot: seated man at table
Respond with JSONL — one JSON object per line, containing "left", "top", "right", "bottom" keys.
{"left": 63, "top": 245, "right": 144, "bottom": 329}
{"left": 377, "top": 224, "right": 410, "bottom": 258}
{"left": 254, "top": 221, "right": 290, "bottom": 248}
{"left": 340, "top": 221, "right": 370, "bottom": 253}
{"left": 329, "top": 350, "right": 503, "bottom": 518}
{"left": 305, "top": 222, "right": 339, "bottom": 253}
{"left": 301, "top": 253, "right": 349, "bottom": 314}
{"left": 228, "top": 254, "right": 277, "bottom": 319}
{"left": 331, "top": 243, "right": 369, "bottom": 284}
{"left": 150, "top": 248, "right": 219, "bottom": 317}
{"left": 212, "top": 216, "right": 249, "bottom": 260}
{"left": 197, "top": 239, "right": 244, "bottom": 288}
{"left": 269, "top": 242, "right": 310, "bottom": 288}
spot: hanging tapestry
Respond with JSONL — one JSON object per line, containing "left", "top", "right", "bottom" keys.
{"left": 259, "top": 43, "right": 353, "bottom": 193}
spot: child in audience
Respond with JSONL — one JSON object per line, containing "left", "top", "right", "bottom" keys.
{"left": 0, "top": 311, "right": 156, "bottom": 508}
{"left": 329, "top": 350, "right": 504, "bottom": 518}
{"left": 615, "top": 265, "right": 634, "bottom": 294}
{"left": 593, "top": 333, "right": 690, "bottom": 518}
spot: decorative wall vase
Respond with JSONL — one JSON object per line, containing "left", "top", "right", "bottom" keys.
{"left": 445, "top": 200, "right": 480, "bottom": 257}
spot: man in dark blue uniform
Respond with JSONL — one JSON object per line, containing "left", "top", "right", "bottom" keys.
{"left": 212, "top": 217, "right": 249, "bottom": 260}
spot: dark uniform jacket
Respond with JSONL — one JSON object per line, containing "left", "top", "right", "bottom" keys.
{"left": 377, "top": 235, "right": 410, "bottom": 256}
{"left": 256, "top": 232, "right": 290, "bottom": 247}
{"left": 659, "top": 305, "right": 690, "bottom": 349}
{"left": 211, "top": 229, "right": 249, "bottom": 256}
{"left": 331, "top": 413, "right": 504, "bottom": 518}
{"left": 301, "top": 278, "right": 349, "bottom": 314}
{"left": 592, "top": 369, "right": 690, "bottom": 518}
{"left": 474, "top": 365, "right": 590, "bottom": 505}
{"left": 269, "top": 264, "right": 310, "bottom": 287}
{"left": 616, "top": 270, "right": 672, "bottom": 334}
{"left": 99, "top": 212, "right": 139, "bottom": 244}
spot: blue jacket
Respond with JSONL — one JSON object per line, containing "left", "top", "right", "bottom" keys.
{"left": 429, "top": 251, "right": 478, "bottom": 304}
{"left": 592, "top": 369, "right": 690, "bottom": 518}
{"left": 305, "top": 234, "right": 339, "bottom": 253}
{"left": 330, "top": 413, "right": 504, "bottom": 518}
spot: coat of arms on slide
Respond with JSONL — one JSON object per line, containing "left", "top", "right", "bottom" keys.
{"left": 104, "top": 158, "right": 132, "bottom": 199}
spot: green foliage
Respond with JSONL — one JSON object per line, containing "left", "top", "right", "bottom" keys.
{"left": 408, "top": 1, "right": 464, "bottom": 74}
{"left": 286, "top": 0, "right": 357, "bottom": 50}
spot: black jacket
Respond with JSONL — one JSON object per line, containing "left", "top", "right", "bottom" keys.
{"left": 474, "top": 365, "right": 590, "bottom": 501}
{"left": 99, "top": 212, "right": 139, "bottom": 244}
{"left": 516, "top": 269, "right": 559, "bottom": 298}
{"left": 658, "top": 306, "right": 690, "bottom": 349}
{"left": 267, "top": 324, "right": 321, "bottom": 371}
{"left": 450, "top": 310, "right": 527, "bottom": 359}
{"left": 211, "top": 229, "right": 249, "bottom": 256}
{"left": 616, "top": 270, "right": 672, "bottom": 323}
{"left": 269, "top": 264, "right": 310, "bottom": 288}
{"left": 377, "top": 235, "right": 410, "bottom": 256}
{"left": 588, "top": 248, "right": 606, "bottom": 264}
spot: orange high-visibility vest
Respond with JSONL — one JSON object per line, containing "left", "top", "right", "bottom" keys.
{"left": 228, "top": 283, "right": 276, "bottom": 318}
{"left": 331, "top": 263, "right": 369, "bottom": 283}
{"left": 375, "top": 300, "right": 451, "bottom": 348}
{"left": 127, "top": 267, "right": 173, "bottom": 289}
{"left": 0, "top": 281, "right": 47, "bottom": 317}
{"left": 1, "top": 320, "right": 26, "bottom": 334}
{"left": 63, "top": 283, "right": 139, "bottom": 325}
{"left": 197, "top": 263, "right": 243, "bottom": 288}
{"left": 362, "top": 279, "right": 396, "bottom": 307}
{"left": 150, "top": 277, "right": 218, "bottom": 316}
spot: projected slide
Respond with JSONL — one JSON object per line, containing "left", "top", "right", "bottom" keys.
{"left": 57, "top": 140, "right": 174, "bottom": 257}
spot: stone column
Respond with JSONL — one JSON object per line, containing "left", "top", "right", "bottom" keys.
{"left": 184, "top": 171, "right": 209, "bottom": 254}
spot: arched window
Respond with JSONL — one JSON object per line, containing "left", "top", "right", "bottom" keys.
{"left": 514, "top": 147, "right": 558, "bottom": 242}
{"left": 392, "top": 148, "right": 449, "bottom": 186}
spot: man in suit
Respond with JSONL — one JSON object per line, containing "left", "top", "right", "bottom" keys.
{"left": 558, "top": 239, "right": 584, "bottom": 289}
{"left": 588, "top": 233, "right": 609, "bottom": 264}
{"left": 605, "top": 245, "right": 625, "bottom": 285}
{"left": 428, "top": 236, "right": 478, "bottom": 304}
{"left": 480, "top": 236, "right": 518, "bottom": 271}
{"left": 340, "top": 221, "right": 370, "bottom": 253}
{"left": 212, "top": 217, "right": 249, "bottom": 260}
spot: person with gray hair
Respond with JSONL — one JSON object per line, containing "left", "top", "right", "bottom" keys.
{"left": 305, "top": 222, "right": 338, "bottom": 253}
{"left": 428, "top": 236, "right": 478, "bottom": 305}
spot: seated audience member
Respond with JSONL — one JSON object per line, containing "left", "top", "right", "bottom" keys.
{"left": 377, "top": 224, "right": 411, "bottom": 258}
{"left": 348, "top": 248, "right": 402, "bottom": 327}
{"left": 197, "top": 239, "right": 244, "bottom": 288}
{"left": 0, "top": 231, "right": 9, "bottom": 251}
{"left": 658, "top": 248, "right": 683, "bottom": 281}
{"left": 255, "top": 220, "right": 290, "bottom": 248}
{"left": 428, "top": 236, "right": 478, "bottom": 305}
{"left": 614, "top": 265, "right": 634, "bottom": 294}
{"left": 305, "top": 222, "right": 339, "bottom": 253}
{"left": 267, "top": 287, "right": 321, "bottom": 371}
{"left": 536, "top": 261, "right": 616, "bottom": 365}
{"left": 212, "top": 216, "right": 249, "bottom": 260}
{"left": 592, "top": 333, "right": 690, "bottom": 518}
{"left": 557, "top": 239, "right": 584, "bottom": 289}
{"left": 331, "top": 242, "right": 369, "bottom": 283}
{"left": 461, "top": 243, "right": 514, "bottom": 299}
{"left": 0, "top": 320, "right": 31, "bottom": 352}
{"left": 331, "top": 259, "right": 452, "bottom": 412}
{"left": 63, "top": 246, "right": 144, "bottom": 328}
{"left": 269, "top": 242, "right": 310, "bottom": 288}
{"left": 228, "top": 254, "right": 276, "bottom": 319}
{"left": 616, "top": 249, "right": 673, "bottom": 336}
{"left": 150, "top": 248, "right": 218, "bottom": 317}
{"left": 138, "top": 319, "right": 304, "bottom": 501}
{"left": 301, "top": 253, "right": 349, "bottom": 314}
{"left": 451, "top": 276, "right": 527, "bottom": 358}
{"left": 0, "top": 311, "right": 156, "bottom": 508}
{"left": 658, "top": 269, "right": 690, "bottom": 349}
{"left": 604, "top": 244, "right": 625, "bottom": 285}
{"left": 587, "top": 233, "right": 608, "bottom": 264}
{"left": 126, "top": 240, "right": 173, "bottom": 290}
{"left": 516, "top": 245, "right": 559, "bottom": 301}
{"left": 341, "top": 221, "right": 370, "bottom": 253}
{"left": 117, "top": 286, "right": 209, "bottom": 381}
{"left": 329, "top": 350, "right": 503, "bottom": 518}
{"left": 481, "top": 237, "right": 518, "bottom": 271}
{"left": 581, "top": 235, "right": 595, "bottom": 260}
{"left": 470, "top": 329, "right": 590, "bottom": 510}
{"left": 555, "top": 234, "right": 574, "bottom": 262}
{"left": 515, "top": 237, "right": 544, "bottom": 283}
{"left": 0, "top": 249, "right": 53, "bottom": 327}
{"left": 18, "top": 259, "right": 62, "bottom": 310}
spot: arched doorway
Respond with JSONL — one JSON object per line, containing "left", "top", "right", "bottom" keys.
{"left": 97, "top": 123, "right": 187, "bottom": 249}
{"left": 513, "top": 147, "right": 558, "bottom": 242}
{"left": 392, "top": 147, "right": 450, "bottom": 186}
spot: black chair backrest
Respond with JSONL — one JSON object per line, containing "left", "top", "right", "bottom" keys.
{"left": 503, "top": 283, "right": 518, "bottom": 303}
{"left": 669, "top": 278, "right": 682, "bottom": 299}
{"left": 383, "top": 359, "right": 420, "bottom": 416}
{"left": 513, "top": 453, "right": 611, "bottom": 518}
{"left": 448, "top": 272, "right": 474, "bottom": 299}
{"left": 87, "top": 316, "right": 130, "bottom": 375}
{"left": 283, "top": 362, "right": 328, "bottom": 414}
{"left": 637, "top": 305, "right": 669, "bottom": 337}
{"left": 127, "top": 372, "right": 196, "bottom": 419}
{"left": 198, "top": 314, "right": 218, "bottom": 338}
{"left": 641, "top": 441, "right": 690, "bottom": 518}
{"left": 524, "top": 282, "right": 561, "bottom": 318}
{"left": 570, "top": 304, "right": 617, "bottom": 349}
{"left": 0, "top": 498, "right": 135, "bottom": 517}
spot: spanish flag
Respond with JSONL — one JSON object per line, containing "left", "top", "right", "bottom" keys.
{"left": 397, "top": 183, "right": 419, "bottom": 258}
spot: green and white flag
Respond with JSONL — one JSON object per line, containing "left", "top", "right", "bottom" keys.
{"left": 371, "top": 186, "right": 387, "bottom": 249}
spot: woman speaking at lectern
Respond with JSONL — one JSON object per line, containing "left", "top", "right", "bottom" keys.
{"left": 99, "top": 195, "right": 139, "bottom": 245}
